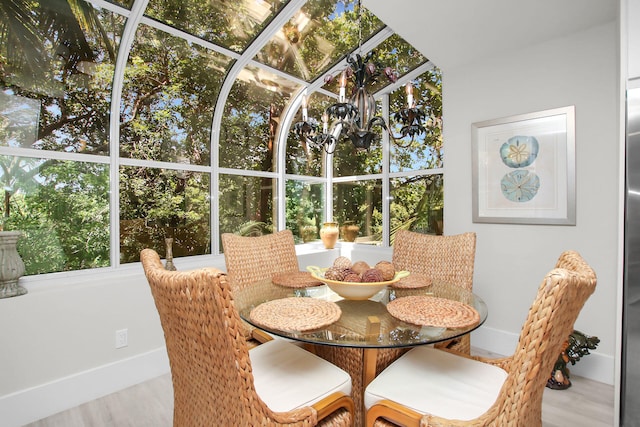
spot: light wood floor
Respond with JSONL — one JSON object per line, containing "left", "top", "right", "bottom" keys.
{"left": 26, "top": 350, "right": 615, "bottom": 427}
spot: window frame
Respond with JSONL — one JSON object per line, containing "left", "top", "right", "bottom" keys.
{"left": 0, "top": 0, "right": 443, "bottom": 284}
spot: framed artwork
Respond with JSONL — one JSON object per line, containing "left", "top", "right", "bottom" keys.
{"left": 471, "top": 106, "right": 576, "bottom": 225}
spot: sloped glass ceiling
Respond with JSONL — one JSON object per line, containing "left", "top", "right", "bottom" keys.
{"left": 0, "top": 0, "right": 442, "bottom": 273}
{"left": 1, "top": 0, "right": 431, "bottom": 156}
{"left": 144, "top": 0, "right": 288, "bottom": 53}
{"left": 254, "top": 0, "right": 384, "bottom": 82}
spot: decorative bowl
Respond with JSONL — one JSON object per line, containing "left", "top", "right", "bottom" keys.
{"left": 306, "top": 266, "right": 409, "bottom": 300}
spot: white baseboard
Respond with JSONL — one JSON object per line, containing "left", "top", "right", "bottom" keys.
{"left": 471, "top": 326, "right": 614, "bottom": 385}
{"left": 0, "top": 348, "right": 170, "bottom": 427}
{"left": 0, "top": 326, "right": 615, "bottom": 427}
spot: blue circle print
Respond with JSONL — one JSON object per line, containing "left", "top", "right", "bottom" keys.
{"left": 500, "top": 135, "right": 539, "bottom": 168}
{"left": 500, "top": 170, "right": 540, "bottom": 202}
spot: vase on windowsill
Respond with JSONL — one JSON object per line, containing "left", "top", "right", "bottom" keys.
{"left": 341, "top": 221, "right": 360, "bottom": 242}
{"left": 300, "top": 225, "right": 318, "bottom": 243}
{"left": 320, "top": 222, "right": 339, "bottom": 249}
{"left": 164, "top": 237, "right": 177, "bottom": 271}
{"left": 0, "top": 231, "right": 27, "bottom": 299}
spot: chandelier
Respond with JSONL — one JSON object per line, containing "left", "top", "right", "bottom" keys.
{"left": 293, "top": 51, "right": 426, "bottom": 154}
{"left": 292, "top": 2, "right": 426, "bottom": 154}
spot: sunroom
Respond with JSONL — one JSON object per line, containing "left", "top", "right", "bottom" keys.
{"left": 0, "top": 0, "right": 622, "bottom": 425}
{"left": 1, "top": 0, "right": 442, "bottom": 274}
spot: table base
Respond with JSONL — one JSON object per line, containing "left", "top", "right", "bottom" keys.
{"left": 308, "top": 345, "right": 409, "bottom": 427}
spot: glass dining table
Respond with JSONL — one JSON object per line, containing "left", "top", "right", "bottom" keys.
{"left": 234, "top": 276, "right": 488, "bottom": 427}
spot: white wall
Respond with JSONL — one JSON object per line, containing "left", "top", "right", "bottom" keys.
{"left": 444, "top": 22, "right": 619, "bottom": 384}
{"left": 0, "top": 263, "right": 184, "bottom": 426}
{"left": 0, "top": 247, "right": 340, "bottom": 426}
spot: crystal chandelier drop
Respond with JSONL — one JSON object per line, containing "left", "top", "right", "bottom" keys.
{"left": 292, "top": 2, "right": 426, "bottom": 154}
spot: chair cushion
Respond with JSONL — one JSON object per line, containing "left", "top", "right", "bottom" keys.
{"left": 364, "top": 346, "right": 507, "bottom": 421}
{"left": 250, "top": 339, "right": 352, "bottom": 412}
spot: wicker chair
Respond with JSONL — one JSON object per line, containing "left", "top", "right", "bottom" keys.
{"left": 221, "top": 230, "right": 300, "bottom": 290}
{"left": 364, "top": 250, "right": 597, "bottom": 427}
{"left": 221, "top": 230, "right": 300, "bottom": 344}
{"left": 141, "top": 249, "right": 355, "bottom": 427}
{"left": 391, "top": 230, "right": 477, "bottom": 354}
{"left": 314, "top": 231, "right": 477, "bottom": 426}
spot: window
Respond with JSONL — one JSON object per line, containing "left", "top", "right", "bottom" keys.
{"left": 0, "top": 0, "right": 442, "bottom": 277}
{"left": 1, "top": 1, "right": 123, "bottom": 274}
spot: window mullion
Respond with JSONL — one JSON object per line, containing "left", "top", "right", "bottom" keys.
{"left": 109, "top": 0, "right": 150, "bottom": 267}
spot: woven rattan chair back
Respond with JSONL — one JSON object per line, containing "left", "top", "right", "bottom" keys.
{"left": 555, "top": 250, "right": 598, "bottom": 280}
{"left": 221, "top": 229, "right": 299, "bottom": 292}
{"left": 368, "top": 251, "right": 596, "bottom": 427}
{"left": 391, "top": 230, "right": 476, "bottom": 354}
{"left": 141, "top": 249, "right": 353, "bottom": 426}
{"left": 470, "top": 250, "right": 597, "bottom": 426}
{"left": 141, "top": 249, "right": 268, "bottom": 425}
{"left": 392, "top": 229, "right": 477, "bottom": 290}
{"left": 221, "top": 230, "right": 300, "bottom": 345}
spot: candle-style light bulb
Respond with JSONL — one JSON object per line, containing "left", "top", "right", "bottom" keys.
{"left": 406, "top": 82, "right": 414, "bottom": 108}
{"left": 322, "top": 112, "right": 329, "bottom": 133}
{"left": 301, "top": 95, "right": 308, "bottom": 121}
{"left": 339, "top": 71, "right": 347, "bottom": 103}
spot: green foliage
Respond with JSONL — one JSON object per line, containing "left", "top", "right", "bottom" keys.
{"left": 143, "top": 0, "right": 287, "bottom": 53}
{"left": 219, "top": 78, "right": 281, "bottom": 171}
{"left": 0, "top": 0, "right": 445, "bottom": 273}
{"left": 119, "top": 24, "right": 227, "bottom": 166}
{"left": 236, "top": 221, "right": 270, "bottom": 237}
{"left": 3, "top": 160, "right": 110, "bottom": 274}
{"left": 218, "top": 174, "right": 274, "bottom": 238}
{"left": 285, "top": 180, "right": 323, "bottom": 243}
{"left": 119, "top": 167, "right": 211, "bottom": 262}
{"left": 390, "top": 174, "right": 444, "bottom": 241}
{"left": 6, "top": 203, "right": 68, "bottom": 275}
{"left": 1, "top": 0, "right": 123, "bottom": 154}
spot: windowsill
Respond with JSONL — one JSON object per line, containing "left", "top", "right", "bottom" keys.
{"left": 17, "top": 242, "right": 389, "bottom": 294}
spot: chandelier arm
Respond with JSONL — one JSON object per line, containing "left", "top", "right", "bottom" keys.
{"left": 388, "top": 124, "right": 428, "bottom": 147}
{"left": 314, "top": 134, "right": 334, "bottom": 149}
{"left": 324, "top": 141, "right": 337, "bottom": 154}
{"left": 305, "top": 137, "right": 322, "bottom": 150}
{"left": 366, "top": 116, "right": 388, "bottom": 131}
{"left": 389, "top": 131, "right": 413, "bottom": 148}
{"left": 329, "top": 119, "right": 357, "bottom": 137}
{"left": 380, "top": 121, "right": 414, "bottom": 148}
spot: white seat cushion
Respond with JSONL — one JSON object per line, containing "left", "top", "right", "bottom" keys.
{"left": 250, "top": 339, "right": 352, "bottom": 412}
{"left": 364, "top": 346, "right": 507, "bottom": 421}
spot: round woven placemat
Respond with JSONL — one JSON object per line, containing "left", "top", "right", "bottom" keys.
{"left": 272, "top": 271, "right": 323, "bottom": 288}
{"left": 390, "top": 273, "right": 432, "bottom": 289}
{"left": 387, "top": 295, "right": 480, "bottom": 328}
{"left": 250, "top": 297, "right": 342, "bottom": 332}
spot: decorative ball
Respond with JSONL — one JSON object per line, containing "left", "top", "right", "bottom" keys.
{"left": 375, "top": 261, "right": 396, "bottom": 281}
{"left": 333, "top": 256, "right": 352, "bottom": 269}
{"left": 343, "top": 273, "right": 362, "bottom": 282}
{"left": 341, "top": 268, "right": 356, "bottom": 277}
{"left": 324, "top": 266, "right": 347, "bottom": 281}
{"left": 351, "top": 260, "right": 370, "bottom": 276}
{"left": 361, "top": 268, "right": 384, "bottom": 282}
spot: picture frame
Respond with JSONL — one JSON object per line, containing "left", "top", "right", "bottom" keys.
{"left": 471, "top": 106, "right": 576, "bottom": 225}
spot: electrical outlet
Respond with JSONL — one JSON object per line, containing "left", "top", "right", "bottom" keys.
{"left": 115, "top": 329, "right": 128, "bottom": 349}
